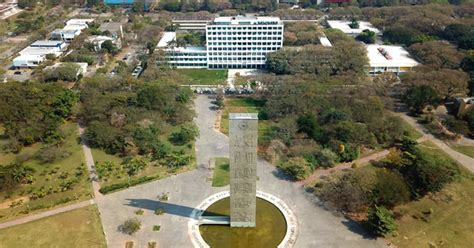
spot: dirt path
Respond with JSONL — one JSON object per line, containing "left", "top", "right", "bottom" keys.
{"left": 299, "top": 135, "right": 429, "bottom": 187}
{"left": 78, "top": 125, "right": 103, "bottom": 200}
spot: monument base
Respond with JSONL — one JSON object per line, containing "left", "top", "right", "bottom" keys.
{"left": 230, "top": 222, "right": 256, "bottom": 228}
{"left": 188, "top": 191, "right": 298, "bottom": 248}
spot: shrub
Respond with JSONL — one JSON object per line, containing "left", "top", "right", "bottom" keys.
{"left": 278, "top": 157, "right": 312, "bottom": 180}
{"left": 35, "top": 146, "right": 71, "bottom": 164}
{"left": 367, "top": 206, "right": 397, "bottom": 236}
{"left": 120, "top": 218, "right": 141, "bottom": 235}
{"left": 152, "top": 225, "right": 161, "bottom": 231}
{"left": 315, "top": 169, "right": 376, "bottom": 213}
{"left": 169, "top": 123, "right": 199, "bottom": 145}
{"left": 154, "top": 208, "right": 165, "bottom": 215}
{"left": 401, "top": 150, "right": 460, "bottom": 198}
{"left": 135, "top": 209, "right": 144, "bottom": 215}
{"left": 371, "top": 169, "right": 411, "bottom": 208}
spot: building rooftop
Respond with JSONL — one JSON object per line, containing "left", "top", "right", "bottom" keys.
{"left": 52, "top": 28, "right": 80, "bottom": 34}
{"left": 212, "top": 16, "right": 282, "bottom": 25}
{"left": 66, "top": 19, "right": 94, "bottom": 25}
{"left": 327, "top": 20, "right": 380, "bottom": 35}
{"left": 19, "top": 47, "right": 61, "bottom": 56}
{"left": 366, "top": 45, "right": 419, "bottom": 68}
{"left": 13, "top": 54, "right": 44, "bottom": 60}
{"left": 30, "top": 40, "right": 65, "bottom": 47}
{"left": 87, "top": 35, "right": 114, "bottom": 42}
{"left": 99, "top": 22, "right": 122, "bottom": 32}
{"left": 157, "top": 32, "right": 176, "bottom": 48}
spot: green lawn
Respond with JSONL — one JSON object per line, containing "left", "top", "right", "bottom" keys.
{"left": 450, "top": 145, "right": 474, "bottom": 158}
{"left": 398, "top": 117, "right": 423, "bottom": 140}
{"left": 220, "top": 97, "right": 271, "bottom": 145}
{"left": 387, "top": 141, "right": 474, "bottom": 248}
{"left": 0, "top": 122, "right": 92, "bottom": 222}
{"left": 212, "top": 157, "right": 230, "bottom": 187}
{"left": 179, "top": 69, "right": 228, "bottom": 85}
{"left": 91, "top": 123, "right": 196, "bottom": 192}
{"left": 0, "top": 204, "right": 106, "bottom": 248}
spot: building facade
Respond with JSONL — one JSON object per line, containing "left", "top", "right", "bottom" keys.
{"left": 206, "top": 16, "right": 284, "bottom": 69}
{"left": 156, "top": 16, "right": 284, "bottom": 69}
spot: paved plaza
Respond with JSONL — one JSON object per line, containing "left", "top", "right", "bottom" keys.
{"left": 96, "top": 95, "right": 388, "bottom": 248}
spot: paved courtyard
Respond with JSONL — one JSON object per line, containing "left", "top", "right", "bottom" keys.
{"left": 97, "top": 95, "right": 388, "bottom": 248}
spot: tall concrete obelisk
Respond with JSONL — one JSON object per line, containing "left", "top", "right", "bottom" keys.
{"left": 229, "top": 113, "right": 258, "bottom": 228}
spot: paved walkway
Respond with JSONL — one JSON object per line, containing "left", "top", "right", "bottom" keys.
{"left": 78, "top": 125, "right": 103, "bottom": 200}
{"left": 97, "top": 95, "right": 388, "bottom": 248}
{"left": 397, "top": 113, "right": 474, "bottom": 173}
{"left": 0, "top": 199, "right": 95, "bottom": 229}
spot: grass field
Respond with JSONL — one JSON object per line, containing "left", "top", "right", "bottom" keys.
{"left": 220, "top": 97, "right": 271, "bottom": 145}
{"left": 0, "top": 204, "right": 106, "bottom": 248}
{"left": 179, "top": 69, "right": 228, "bottom": 85}
{"left": 211, "top": 157, "right": 230, "bottom": 187}
{"left": 0, "top": 122, "right": 92, "bottom": 222}
{"left": 387, "top": 140, "right": 474, "bottom": 248}
{"left": 398, "top": 117, "right": 423, "bottom": 140}
{"left": 450, "top": 145, "right": 474, "bottom": 158}
{"left": 91, "top": 123, "right": 196, "bottom": 192}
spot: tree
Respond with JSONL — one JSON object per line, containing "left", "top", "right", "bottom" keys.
{"left": 123, "top": 158, "right": 146, "bottom": 176}
{"left": 367, "top": 206, "right": 397, "bottom": 236}
{"left": 316, "top": 169, "right": 376, "bottom": 213}
{"left": 44, "top": 63, "right": 82, "bottom": 82}
{"left": 403, "top": 85, "right": 440, "bottom": 114}
{"left": 348, "top": 18, "right": 360, "bottom": 29}
{"left": 402, "top": 68, "right": 469, "bottom": 99}
{"left": 408, "top": 41, "right": 463, "bottom": 69}
{"left": 120, "top": 218, "right": 141, "bottom": 235}
{"left": 383, "top": 26, "right": 421, "bottom": 46}
{"left": 278, "top": 157, "right": 312, "bottom": 180}
{"left": 169, "top": 123, "right": 199, "bottom": 145}
{"left": 401, "top": 150, "right": 460, "bottom": 198}
{"left": 356, "top": 29, "right": 376, "bottom": 44}
{"left": 101, "top": 40, "right": 119, "bottom": 55}
{"left": 0, "top": 82, "right": 77, "bottom": 146}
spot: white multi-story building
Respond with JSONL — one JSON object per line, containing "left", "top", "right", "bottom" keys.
{"left": 206, "top": 16, "right": 284, "bottom": 69}
{"left": 156, "top": 16, "right": 284, "bottom": 69}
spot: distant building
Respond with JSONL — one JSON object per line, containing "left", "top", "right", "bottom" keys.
{"left": 13, "top": 40, "right": 68, "bottom": 68}
{"left": 13, "top": 55, "right": 45, "bottom": 68}
{"left": 30, "top": 40, "right": 68, "bottom": 50}
{"left": 99, "top": 22, "right": 124, "bottom": 39}
{"left": 156, "top": 16, "right": 284, "bottom": 69}
{"left": 50, "top": 19, "right": 94, "bottom": 42}
{"left": 453, "top": 97, "right": 474, "bottom": 117}
{"left": 327, "top": 20, "right": 380, "bottom": 37}
{"left": 51, "top": 29, "right": 81, "bottom": 42}
{"left": 366, "top": 45, "right": 418, "bottom": 76}
{"left": 86, "top": 35, "right": 122, "bottom": 51}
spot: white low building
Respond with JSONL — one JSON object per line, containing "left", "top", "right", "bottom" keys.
{"left": 86, "top": 35, "right": 121, "bottom": 51}
{"left": 366, "top": 45, "right": 419, "bottom": 76}
{"left": 66, "top": 19, "right": 94, "bottom": 26}
{"left": 51, "top": 29, "right": 82, "bottom": 42}
{"left": 13, "top": 40, "right": 67, "bottom": 68}
{"left": 13, "top": 54, "right": 45, "bottom": 68}
{"left": 327, "top": 20, "right": 380, "bottom": 37}
{"left": 156, "top": 32, "right": 207, "bottom": 68}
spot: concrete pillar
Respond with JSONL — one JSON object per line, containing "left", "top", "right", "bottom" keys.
{"left": 229, "top": 113, "right": 258, "bottom": 227}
